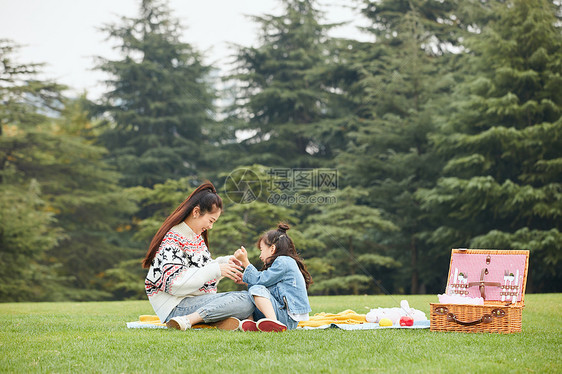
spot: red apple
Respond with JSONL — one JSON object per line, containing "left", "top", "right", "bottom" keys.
{"left": 400, "top": 316, "right": 414, "bottom": 326}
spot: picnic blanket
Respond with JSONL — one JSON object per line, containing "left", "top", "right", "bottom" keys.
{"left": 126, "top": 315, "right": 166, "bottom": 329}
{"left": 126, "top": 315, "right": 217, "bottom": 329}
{"left": 127, "top": 310, "right": 430, "bottom": 330}
{"left": 297, "top": 309, "right": 430, "bottom": 330}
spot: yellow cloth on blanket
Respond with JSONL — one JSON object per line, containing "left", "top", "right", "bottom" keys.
{"left": 298, "top": 309, "right": 367, "bottom": 327}
{"left": 138, "top": 315, "right": 166, "bottom": 326}
{"left": 134, "top": 310, "right": 367, "bottom": 329}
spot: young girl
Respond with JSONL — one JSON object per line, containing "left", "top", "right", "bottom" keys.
{"left": 143, "top": 182, "right": 254, "bottom": 330}
{"left": 234, "top": 223, "right": 312, "bottom": 332}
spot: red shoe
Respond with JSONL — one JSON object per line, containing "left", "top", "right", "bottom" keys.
{"left": 240, "top": 319, "right": 259, "bottom": 332}
{"left": 256, "top": 318, "right": 287, "bottom": 332}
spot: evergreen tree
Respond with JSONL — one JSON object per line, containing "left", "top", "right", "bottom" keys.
{"left": 0, "top": 39, "right": 65, "bottom": 134}
{"left": 2, "top": 96, "right": 138, "bottom": 300}
{"left": 46, "top": 99, "right": 138, "bottom": 300}
{"left": 96, "top": 0, "right": 216, "bottom": 187}
{"left": 334, "top": 1, "right": 465, "bottom": 293}
{"left": 0, "top": 181, "right": 64, "bottom": 301}
{"left": 417, "top": 0, "right": 562, "bottom": 292}
{"left": 358, "top": 0, "right": 509, "bottom": 55}
{"left": 1, "top": 40, "right": 138, "bottom": 300}
{"left": 303, "top": 187, "right": 399, "bottom": 295}
{"left": 227, "top": 0, "right": 342, "bottom": 167}
{"left": 0, "top": 40, "right": 66, "bottom": 300}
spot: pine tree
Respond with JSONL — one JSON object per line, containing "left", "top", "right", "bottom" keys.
{"left": 2, "top": 97, "right": 139, "bottom": 300}
{"left": 0, "top": 181, "right": 64, "bottom": 301}
{"left": 46, "top": 98, "right": 139, "bottom": 299}
{"left": 1, "top": 40, "right": 139, "bottom": 300}
{"left": 96, "top": 0, "right": 216, "bottom": 187}
{"left": 0, "top": 39, "right": 65, "bottom": 134}
{"left": 0, "top": 40, "right": 67, "bottom": 300}
{"left": 334, "top": 1, "right": 465, "bottom": 293}
{"left": 417, "top": 0, "right": 562, "bottom": 292}
{"left": 226, "top": 0, "right": 341, "bottom": 167}
{"left": 303, "top": 187, "right": 399, "bottom": 295}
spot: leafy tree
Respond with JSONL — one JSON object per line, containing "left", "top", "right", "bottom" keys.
{"left": 96, "top": 0, "right": 217, "bottom": 187}
{"left": 417, "top": 0, "right": 562, "bottom": 292}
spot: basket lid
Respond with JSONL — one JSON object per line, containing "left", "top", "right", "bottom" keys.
{"left": 444, "top": 249, "right": 529, "bottom": 305}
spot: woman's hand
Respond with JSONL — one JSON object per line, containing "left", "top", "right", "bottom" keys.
{"left": 234, "top": 246, "right": 250, "bottom": 268}
{"left": 227, "top": 254, "right": 247, "bottom": 284}
{"left": 228, "top": 256, "right": 243, "bottom": 267}
{"left": 219, "top": 262, "right": 244, "bottom": 283}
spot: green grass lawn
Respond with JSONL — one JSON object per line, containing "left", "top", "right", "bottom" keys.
{"left": 1, "top": 294, "right": 560, "bottom": 373}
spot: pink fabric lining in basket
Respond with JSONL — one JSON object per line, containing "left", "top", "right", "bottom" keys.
{"left": 448, "top": 253, "right": 527, "bottom": 302}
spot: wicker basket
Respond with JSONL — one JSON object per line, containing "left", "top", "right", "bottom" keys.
{"left": 430, "top": 249, "right": 529, "bottom": 334}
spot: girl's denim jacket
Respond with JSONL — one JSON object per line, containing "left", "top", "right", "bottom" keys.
{"left": 243, "top": 256, "right": 311, "bottom": 315}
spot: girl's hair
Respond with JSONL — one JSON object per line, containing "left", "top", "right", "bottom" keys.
{"left": 257, "top": 222, "right": 313, "bottom": 289}
{"left": 142, "top": 181, "right": 223, "bottom": 269}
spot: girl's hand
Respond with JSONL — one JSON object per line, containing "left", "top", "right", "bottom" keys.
{"left": 219, "top": 263, "right": 244, "bottom": 282}
{"left": 234, "top": 246, "right": 250, "bottom": 268}
{"left": 233, "top": 247, "right": 245, "bottom": 261}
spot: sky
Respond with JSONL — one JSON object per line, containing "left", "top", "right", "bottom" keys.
{"left": 0, "top": 0, "right": 370, "bottom": 100}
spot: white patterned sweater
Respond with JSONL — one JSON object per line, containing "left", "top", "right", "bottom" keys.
{"left": 145, "top": 222, "right": 231, "bottom": 322}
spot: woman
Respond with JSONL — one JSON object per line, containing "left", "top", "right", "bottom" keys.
{"left": 143, "top": 182, "right": 254, "bottom": 330}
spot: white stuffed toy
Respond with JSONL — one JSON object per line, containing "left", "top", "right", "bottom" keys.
{"left": 366, "top": 300, "right": 428, "bottom": 325}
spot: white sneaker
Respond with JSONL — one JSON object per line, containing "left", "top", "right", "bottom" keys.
{"left": 166, "top": 316, "right": 191, "bottom": 331}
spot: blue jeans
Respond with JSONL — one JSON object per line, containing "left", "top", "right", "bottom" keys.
{"left": 249, "top": 285, "right": 298, "bottom": 330}
{"left": 165, "top": 291, "right": 255, "bottom": 323}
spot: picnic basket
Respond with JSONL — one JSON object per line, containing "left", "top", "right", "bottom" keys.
{"left": 430, "top": 249, "right": 529, "bottom": 334}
